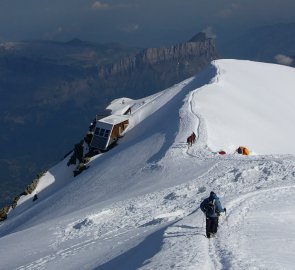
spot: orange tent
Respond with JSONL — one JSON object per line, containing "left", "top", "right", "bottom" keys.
{"left": 237, "top": 146, "right": 249, "bottom": 155}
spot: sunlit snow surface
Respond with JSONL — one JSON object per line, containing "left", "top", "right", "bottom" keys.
{"left": 1, "top": 60, "right": 295, "bottom": 270}
{"left": 195, "top": 60, "right": 295, "bottom": 155}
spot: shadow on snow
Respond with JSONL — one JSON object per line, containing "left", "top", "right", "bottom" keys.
{"left": 95, "top": 225, "right": 169, "bottom": 270}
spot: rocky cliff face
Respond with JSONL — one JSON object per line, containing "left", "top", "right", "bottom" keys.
{"left": 97, "top": 32, "right": 218, "bottom": 99}
{"left": 99, "top": 33, "right": 218, "bottom": 79}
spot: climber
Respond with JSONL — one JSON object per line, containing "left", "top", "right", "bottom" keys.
{"left": 200, "top": 191, "right": 226, "bottom": 238}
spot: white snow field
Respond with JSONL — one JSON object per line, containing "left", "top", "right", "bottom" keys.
{"left": 1, "top": 59, "right": 295, "bottom": 270}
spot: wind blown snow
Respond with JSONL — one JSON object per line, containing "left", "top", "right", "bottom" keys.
{"left": 1, "top": 59, "right": 295, "bottom": 270}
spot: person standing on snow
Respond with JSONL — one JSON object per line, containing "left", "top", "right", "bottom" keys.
{"left": 192, "top": 132, "right": 196, "bottom": 143}
{"left": 200, "top": 191, "right": 226, "bottom": 238}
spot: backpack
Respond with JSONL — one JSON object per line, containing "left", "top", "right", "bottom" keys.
{"left": 206, "top": 200, "right": 216, "bottom": 217}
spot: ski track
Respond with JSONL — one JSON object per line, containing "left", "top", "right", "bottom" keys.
{"left": 212, "top": 185, "right": 295, "bottom": 270}
{"left": 135, "top": 154, "right": 295, "bottom": 270}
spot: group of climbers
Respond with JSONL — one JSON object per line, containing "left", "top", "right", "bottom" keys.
{"left": 185, "top": 130, "right": 249, "bottom": 155}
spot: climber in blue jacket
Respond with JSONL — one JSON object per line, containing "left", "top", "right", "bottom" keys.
{"left": 200, "top": 191, "right": 226, "bottom": 238}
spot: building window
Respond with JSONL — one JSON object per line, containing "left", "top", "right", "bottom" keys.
{"left": 95, "top": 127, "right": 110, "bottom": 138}
{"left": 104, "top": 130, "right": 110, "bottom": 137}
{"left": 99, "top": 128, "right": 105, "bottom": 136}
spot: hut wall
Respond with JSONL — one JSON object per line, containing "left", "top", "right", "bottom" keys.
{"left": 111, "top": 120, "right": 129, "bottom": 138}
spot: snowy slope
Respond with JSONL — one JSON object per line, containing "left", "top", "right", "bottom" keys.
{"left": 1, "top": 60, "right": 295, "bottom": 270}
{"left": 195, "top": 60, "right": 295, "bottom": 155}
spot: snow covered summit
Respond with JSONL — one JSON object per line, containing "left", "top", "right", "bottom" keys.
{"left": 1, "top": 60, "right": 295, "bottom": 270}
{"left": 196, "top": 59, "right": 295, "bottom": 155}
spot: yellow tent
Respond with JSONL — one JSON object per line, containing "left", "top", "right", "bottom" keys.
{"left": 237, "top": 146, "right": 249, "bottom": 155}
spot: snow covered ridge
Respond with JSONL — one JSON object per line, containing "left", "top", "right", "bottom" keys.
{"left": 196, "top": 59, "right": 295, "bottom": 155}
{"left": 1, "top": 60, "right": 295, "bottom": 270}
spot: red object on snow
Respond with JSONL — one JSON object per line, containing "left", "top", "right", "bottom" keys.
{"left": 218, "top": 151, "right": 226, "bottom": 155}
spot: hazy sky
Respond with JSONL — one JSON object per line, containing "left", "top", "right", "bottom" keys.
{"left": 0, "top": 0, "right": 295, "bottom": 47}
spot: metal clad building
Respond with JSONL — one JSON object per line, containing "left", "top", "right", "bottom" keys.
{"left": 90, "top": 115, "right": 129, "bottom": 150}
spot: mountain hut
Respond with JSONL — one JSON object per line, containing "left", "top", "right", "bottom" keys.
{"left": 90, "top": 115, "right": 129, "bottom": 150}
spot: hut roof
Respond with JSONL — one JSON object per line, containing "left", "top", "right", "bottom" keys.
{"left": 99, "top": 115, "right": 129, "bottom": 125}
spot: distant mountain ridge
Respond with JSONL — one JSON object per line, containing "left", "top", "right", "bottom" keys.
{"left": 97, "top": 32, "right": 218, "bottom": 98}
{"left": 99, "top": 32, "right": 217, "bottom": 78}
{"left": 0, "top": 39, "right": 139, "bottom": 68}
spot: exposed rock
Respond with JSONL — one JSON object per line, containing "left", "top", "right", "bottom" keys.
{"left": 1, "top": 168, "right": 48, "bottom": 220}
{"left": 25, "top": 179, "right": 39, "bottom": 194}
{"left": 36, "top": 171, "right": 46, "bottom": 179}
{"left": 82, "top": 157, "right": 91, "bottom": 164}
{"left": 67, "top": 140, "right": 85, "bottom": 166}
{"left": 84, "top": 132, "right": 93, "bottom": 146}
{"left": 12, "top": 196, "right": 20, "bottom": 209}
{"left": 74, "top": 163, "right": 89, "bottom": 177}
{"left": 98, "top": 32, "right": 218, "bottom": 78}
{"left": 0, "top": 205, "right": 10, "bottom": 221}
{"left": 85, "top": 148, "right": 100, "bottom": 159}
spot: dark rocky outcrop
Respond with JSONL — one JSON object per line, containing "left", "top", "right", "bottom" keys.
{"left": 67, "top": 135, "right": 95, "bottom": 177}
{"left": 73, "top": 163, "right": 89, "bottom": 177}
{"left": 96, "top": 33, "right": 218, "bottom": 100}
{"left": 67, "top": 140, "right": 85, "bottom": 166}
{"left": 0, "top": 205, "right": 10, "bottom": 221}
{"left": 0, "top": 171, "right": 45, "bottom": 221}
{"left": 25, "top": 179, "right": 39, "bottom": 194}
